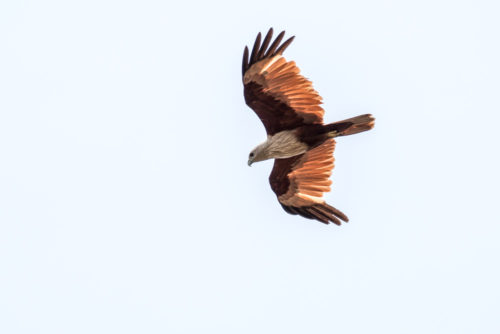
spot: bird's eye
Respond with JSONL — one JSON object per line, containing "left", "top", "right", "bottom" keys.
{"left": 250, "top": 153, "right": 254, "bottom": 157}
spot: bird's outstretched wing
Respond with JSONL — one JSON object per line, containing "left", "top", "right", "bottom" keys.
{"left": 242, "top": 28, "right": 325, "bottom": 135}
{"left": 269, "top": 139, "right": 348, "bottom": 225}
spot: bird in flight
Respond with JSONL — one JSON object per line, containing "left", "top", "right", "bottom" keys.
{"left": 242, "top": 28, "right": 375, "bottom": 225}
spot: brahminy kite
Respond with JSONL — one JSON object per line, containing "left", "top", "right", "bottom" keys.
{"left": 242, "top": 28, "right": 375, "bottom": 225}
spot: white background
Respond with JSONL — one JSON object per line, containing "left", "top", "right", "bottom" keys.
{"left": 1, "top": 0, "right": 499, "bottom": 333}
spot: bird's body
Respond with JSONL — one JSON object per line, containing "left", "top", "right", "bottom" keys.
{"left": 242, "top": 28, "right": 374, "bottom": 225}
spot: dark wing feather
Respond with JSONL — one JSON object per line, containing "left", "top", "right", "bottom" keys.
{"left": 250, "top": 32, "right": 261, "bottom": 64}
{"left": 243, "top": 82, "right": 309, "bottom": 135}
{"left": 257, "top": 29, "right": 273, "bottom": 59}
{"left": 242, "top": 28, "right": 325, "bottom": 135}
{"left": 242, "top": 46, "right": 249, "bottom": 76}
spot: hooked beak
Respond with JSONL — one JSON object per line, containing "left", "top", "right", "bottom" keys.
{"left": 248, "top": 159, "right": 253, "bottom": 167}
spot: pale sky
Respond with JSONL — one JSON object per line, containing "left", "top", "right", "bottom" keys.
{"left": 1, "top": 0, "right": 499, "bottom": 333}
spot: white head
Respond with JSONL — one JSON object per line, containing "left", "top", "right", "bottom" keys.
{"left": 248, "top": 141, "right": 271, "bottom": 166}
{"left": 247, "top": 131, "right": 308, "bottom": 166}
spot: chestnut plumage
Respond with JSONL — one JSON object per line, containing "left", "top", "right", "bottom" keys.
{"left": 243, "top": 28, "right": 375, "bottom": 225}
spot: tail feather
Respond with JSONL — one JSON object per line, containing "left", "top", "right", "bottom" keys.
{"left": 326, "top": 114, "right": 375, "bottom": 137}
